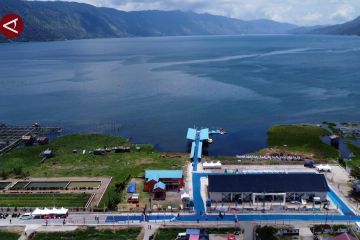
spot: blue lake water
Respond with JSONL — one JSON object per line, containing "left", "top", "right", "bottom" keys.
{"left": 0, "top": 35, "right": 359, "bottom": 155}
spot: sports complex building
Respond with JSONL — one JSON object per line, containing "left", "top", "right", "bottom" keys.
{"left": 208, "top": 173, "right": 329, "bottom": 204}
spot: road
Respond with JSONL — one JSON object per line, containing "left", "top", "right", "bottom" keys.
{"left": 1, "top": 212, "right": 359, "bottom": 240}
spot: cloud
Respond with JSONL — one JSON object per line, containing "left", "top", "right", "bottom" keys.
{"left": 28, "top": 0, "right": 360, "bottom": 25}
{"left": 330, "top": 3, "right": 355, "bottom": 22}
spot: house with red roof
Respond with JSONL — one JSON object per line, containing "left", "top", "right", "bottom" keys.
{"left": 144, "top": 170, "right": 184, "bottom": 200}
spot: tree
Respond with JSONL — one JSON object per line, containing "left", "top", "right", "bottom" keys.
{"left": 351, "top": 167, "right": 360, "bottom": 179}
{"left": 338, "top": 158, "right": 346, "bottom": 167}
{"left": 256, "top": 226, "right": 277, "bottom": 240}
{"left": 0, "top": 169, "right": 9, "bottom": 180}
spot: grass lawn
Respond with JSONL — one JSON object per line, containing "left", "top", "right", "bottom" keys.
{"left": 0, "top": 134, "right": 186, "bottom": 208}
{"left": 31, "top": 227, "right": 141, "bottom": 240}
{"left": 0, "top": 230, "right": 20, "bottom": 240}
{"left": 0, "top": 193, "right": 90, "bottom": 207}
{"left": 118, "top": 178, "right": 150, "bottom": 211}
{"left": 267, "top": 125, "right": 339, "bottom": 161}
{"left": 155, "top": 228, "right": 239, "bottom": 240}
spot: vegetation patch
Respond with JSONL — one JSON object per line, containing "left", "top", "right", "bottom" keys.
{"left": 346, "top": 141, "right": 360, "bottom": 178}
{"left": 267, "top": 125, "right": 339, "bottom": 161}
{"left": 30, "top": 227, "right": 141, "bottom": 240}
{"left": 154, "top": 228, "right": 239, "bottom": 240}
{"left": 0, "top": 193, "right": 90, "bottom": 207}
{"left": 323, "top": 121, "right": 341, "bottom": 135}
{"left": 155, "top": 228, "right": 180, "bottom": 240}
{"left": 0, "top": 134, "right": 186, "bottom": 209}
{"left": 0, "top": 230, "right": 20, "bottom": 240}
{"left": 255, "top": 226, "right": 278, "bottom": 240}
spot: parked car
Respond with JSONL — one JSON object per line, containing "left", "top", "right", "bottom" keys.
{"left": 20, "top": 213, "right": 32, "bottom": 220}
{"left": 176, "top": 232, "right": 187, "bottom": 240}
{"left": 127, "top": 193, "right": 140, "bottom": 203}
{"left": 316, "top": 164, "right": 331, "bottom": 172}
{"left": 304, "top": 159, "right": 315, "bottom": 168}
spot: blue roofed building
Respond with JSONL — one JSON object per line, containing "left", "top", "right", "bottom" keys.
{"left": 208, "top": 173, "right": 329, "bottom": 204}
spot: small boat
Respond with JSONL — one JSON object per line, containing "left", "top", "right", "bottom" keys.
{"left": 219, "top": 128, "right": 225, "bottom": 134}
{"left": 208, "top": 138, "right": 213, "bottom": 144}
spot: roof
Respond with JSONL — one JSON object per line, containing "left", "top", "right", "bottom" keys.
{"left": 190, "top": 142, "right": 196, "bottom": 159}
{"left": 181, "top": 192, "right": 190, "bottom": 199}
{"left": 37, "top": 136, "right": 48, "bottom": 140}
{"left": 186, "top": 229, "right": 201, "bottom": 235}
{"left": 197, "top": 142, "right": 203, "bottom": 159}
{"left": 328, "top": 233, "right": 357, "bottom": 240}
{"left": 190, "top": 141, "right": 203, "bottom": 159}
{"left": 22, "top": 135, "right": 32, "bottom": 140}
{"left": 187, "top": 128, "right": 197, "bottom": 140}
{"left": 189, "top": 235, "right": 200, "bottom": 240}
{"left": 203, "top": 161, "right": 222, "bottom": 168}
{"left": 32, "top": 207, "right": 68, "bottom": 216}
{"left": 145, "top": 170, "right": 183, "bottom": 182}
{"left": 187, "top": 128, "right": 209, "bottom": 141}
{"left": 43, "top": 149, "right": 53, "bottom": 154}
{"left": 330, "top": 135, "right": 339, "bottom": 139}
{"left": 153, "top": 181, "right": 166, "bottom": 190}
{"left": 199, "top": 128, "right": 209, "bottom": 140}
{"left": 208, "top": 173, "right": 329, "bottom": 193}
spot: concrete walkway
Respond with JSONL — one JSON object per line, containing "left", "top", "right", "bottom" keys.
{"left": 143, "top": 223, "right": 158, "bottom": 240}
{"left": 19, "top": 225, "right": 78, "bottom": 240}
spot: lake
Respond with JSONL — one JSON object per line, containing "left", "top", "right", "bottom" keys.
{"left": 0, "top": 35, "right": 359, "bottom": 155}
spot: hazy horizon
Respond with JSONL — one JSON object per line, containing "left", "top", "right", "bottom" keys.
{"left": 28, "top": 0, "right": 360, "bottom": 26}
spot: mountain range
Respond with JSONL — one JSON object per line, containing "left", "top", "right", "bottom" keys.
{"left": 310, "top": 16, "right": 360, "bottom": 36}
{"left": 0, "top": 0, "right": 359, "bottom": 43}
{"left": 0, "top": 0, "right": 297, "bottom": 42}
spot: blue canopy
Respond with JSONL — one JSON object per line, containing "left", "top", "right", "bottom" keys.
{"left": 127, "top": 182, "right": 136, "bottom": 193}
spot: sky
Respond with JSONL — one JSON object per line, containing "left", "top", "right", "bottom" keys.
{"left": 32, "top": 0, "right": 360, "bottom": 26}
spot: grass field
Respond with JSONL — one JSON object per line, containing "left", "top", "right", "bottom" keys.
{"left": 154, "top": 228, "right": 239, "bottom": 240}
{"left": 31, "top": 227, "right": 141, "bottom": 240}
{"left": 0, "top": 193, "right": 90, "bottom": 207}
{"left": 267, "top": 125, "right": 339, "bottom": 161}
{"left": 0, "top": 134, "right": 186, "bottom": 208}
{"left": 0, "top": 230, "right": 20, "bottom": 240}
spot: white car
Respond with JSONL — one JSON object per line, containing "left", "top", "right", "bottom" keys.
{"left": 176, "top": 232, "right": 186, "bottom": 239}
{"left": 316, "top": 164, "right": 331, "bottom": 172}
{"left": 20, "top": 213, "right": 32, "bottom": 220}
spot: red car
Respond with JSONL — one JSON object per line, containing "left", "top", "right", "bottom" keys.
{"left": 228, "top": 235, "right": 236, "bottom": 240}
